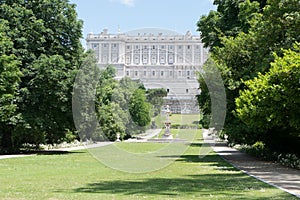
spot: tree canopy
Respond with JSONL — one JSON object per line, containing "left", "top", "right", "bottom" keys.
{"left": 0, "top": 0, "right": 83, "bottom": 153}
{"left": 236, "top": 43, "right": 300, "bottom": 152}
{"left": 197, "top": 0, "right": 300, "bottom": 154}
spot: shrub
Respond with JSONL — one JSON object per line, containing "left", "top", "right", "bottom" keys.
{"left": 278, "top": 154, "right": 300, "bottom": 169}
{"left": 238, "top": 142, "right": 300, "bottom": 170}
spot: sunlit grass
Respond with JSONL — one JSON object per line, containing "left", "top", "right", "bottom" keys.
{"left": 0, "top": 130, "right": 297, "bottom": 199}
{"left": 153, "top": 113, "right": 200, "bottom": 128}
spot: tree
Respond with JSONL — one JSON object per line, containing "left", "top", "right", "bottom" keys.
{"left": 20, "top": 55, "right": 78, "bottom": 144}
{"left": 0, "top": 20, "right": 22, "bottom": 153}
{"left": 197, "top": 59, "right": 213, "bottom": 128}
{"left": 236, "top": 43, "right": 300, "bottom": 152}
{"left": 0, "top": 0, "right": 83, "bottom": 152}
{"left": 129, "top": 89, "right": 151, "bottom": 127}
{"left": 197, "top": 0, "right": 300, "bottom": 146}
{"left": 146, "top": 88, "right": 167, "bottom": 117}
{"left": 197, "top": 0, "right": 266, "bottom": 49}
{"left": 73, "top": 50, "right": 100, "bottom": 141}
{"left": 95, "top": 65, "right": 133, "bottom": 141}
{"left": 197, "top": 57, "right": 226, "bottom": 131}
{"left": 96, "top": 102, "right": 128, "bottom": 141}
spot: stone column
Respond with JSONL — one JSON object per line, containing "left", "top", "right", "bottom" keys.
{"left": 183, "top": 45, "right": 186, "bottom": 64}
{"left": 131, "top": 44, "right": 134, "bottom": 65}
{"left": 157, "top": 45, "right": 160, "bottom": 65}
{"left": 139, "top": 44, "right": 142, "bottom": 65}
{"left": 192, "top": 44, "right": 194, "bottom": 65}
{"left": 166, "top": 45, "right": 168, "bottom": 65}
{"left": 108, "top": 43, "right": 111, "bottom": 63}
{"left": 148, "top": 44, "right": 151, "bottom": 65}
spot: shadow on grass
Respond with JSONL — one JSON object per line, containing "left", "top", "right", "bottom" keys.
{"left": 54, "top": 141, "right": 295, "bottom": 199}
{"left": 35, "top": 150, "right": 85, "bottom": 155}
{"left": 18, "top": 150, "right": 86, "bottom": 155}
{"left": 66, "top": 173, "right": 289, "bottom": 199}
{"left": 158, "top": 153, "right": 239, "bottom": 172}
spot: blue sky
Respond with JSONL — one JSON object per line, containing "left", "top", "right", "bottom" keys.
{"left": 69, "top": 0, "right": 216, "bottom": 45}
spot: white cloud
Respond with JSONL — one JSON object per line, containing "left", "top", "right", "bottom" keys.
{"left": 120, "top": 0, "right": 135, "bottom": 7}
{"left": 109, "top": 0, "right": 135, "bottom": 7}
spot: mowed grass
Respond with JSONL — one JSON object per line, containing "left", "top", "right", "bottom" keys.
{"left": 154, "top": 113, "right": 200, "bottom": 128}
{"left": 0, "top": 130, "right": 297, "bottom": 199}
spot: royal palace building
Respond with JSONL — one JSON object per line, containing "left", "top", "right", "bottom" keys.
{"left": 86, "top": 28, "right": 209, "bottom": 113}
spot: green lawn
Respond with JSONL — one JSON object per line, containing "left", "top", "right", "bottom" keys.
{"left": 155, "top": 128, "right": 180, "bottom": 138}
{"left": 0, "top": 130, "right": 297, "bottom": 199}
{"left": 153, "top": 113, "right": 200, "bottom": 128}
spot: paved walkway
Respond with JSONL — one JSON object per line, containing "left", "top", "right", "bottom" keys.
{"left": 0, "top": 129, "right": 161, "bottom": 159}
{"left": 0, "top": 154, "right": 35, "bottom": 160}
{"left": 0, "top": 142, "right": 113, "bottom": 160}
{"left": 202, "top": 130, "right": 300, "bottom": 198}
{"left": 125, "top": 128, "right": 162, "bottom": 142}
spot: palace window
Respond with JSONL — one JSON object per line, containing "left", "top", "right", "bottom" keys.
{"left": 125, "top": 56, "right": 130, "bottom": 64}
{"left": 134, "top": 56, "right": 139, "bottom": 64}
{"left": 168, "top": 55, "right": 174, "bottom": 64}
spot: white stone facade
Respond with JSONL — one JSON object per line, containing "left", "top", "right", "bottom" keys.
{"left": 86, "top": 29, "right": 208, "bottom": 113}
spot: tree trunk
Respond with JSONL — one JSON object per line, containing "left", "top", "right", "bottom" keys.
{"left": 0, "top": 126, "right": 14, "bottom": 154}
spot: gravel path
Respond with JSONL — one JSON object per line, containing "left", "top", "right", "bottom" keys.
{"left": 0, "top": 129, "right": 161, "bottom": 159}
{"left": 202, "top": 129, "right": 300, "bottom": 198}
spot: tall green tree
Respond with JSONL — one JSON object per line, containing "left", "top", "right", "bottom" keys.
{"left": 95, "top": 65, "right": 129, "bottom": 141}
{"left": 197, "top": 0, "right": 300, "bottom": 146}
{"left": 129, "top": 89, "right": 151, "bottom": 127}
{"left": 236, "top": 43, "right": 300, "bottom": 140}
{"left": 19, "top": 55, "right": 77, "bottom": 144}
{"left": 0, "top": 0, "right": 83, "bottom": 152}
{"left": 197, "top": 0, "right": 266, "bottom": 49}
{"left": 146, "top": 88, "right": 167, "bottom": 117}
{"left": 73, "top": 50, "right": 100, "bottom": 141}
{"left": 0, "top": 20, "right": 22, "bottom": 153}
{"left": 197, "top": 58, "right": 213, "bottom": 128}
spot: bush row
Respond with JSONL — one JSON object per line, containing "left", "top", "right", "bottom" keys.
{"left": 236, "top": 141, "right": 300, "bottom": 170}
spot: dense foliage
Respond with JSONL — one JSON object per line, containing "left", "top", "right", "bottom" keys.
{"left": 236, "top": 44, "right": 300, "bottom": 152}
{"left": 0, "top": 20, "right": 22, "bottom": 152}
{"left": 74, "top": 52, "right": 153, "bottom": 141}
{"left": 0, "top": 0, "right": 83, "bottom": 153}
{"left": 197, "top": 0, "right": 300, "bottom": 155}
{"left": 146, "top": 88, "right": 168, "bottom": 116}
{"left": 0, "top": 0, "right": 160, "bottom": 152}
{"left": 94, "top": 66, "right": 152, "bottom": 140}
